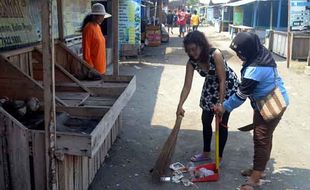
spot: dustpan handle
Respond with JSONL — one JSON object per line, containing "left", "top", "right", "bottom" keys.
{"left": 215, "top": 114, "right": 220, "bottom": 171}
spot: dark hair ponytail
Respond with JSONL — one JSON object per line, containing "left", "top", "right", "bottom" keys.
{"left": 80, "top": 14, "right": 93, "bottom": 32}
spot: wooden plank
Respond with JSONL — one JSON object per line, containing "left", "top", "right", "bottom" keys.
{"left": 56, "top": 132, "right": 92, "bottom": 157}
{"left": 66, "top": 156, "right": 74, "bottom": 190}
{"left": 6, "top": 119, "right": 31, "bottom": 190}
{"left": 101, "top": 75, "right": 132, "bottom": 83}
{"left": 82, "top": 99, "right": 115, "bottom": 107}
{"left": 73, "top": 156, "right": 82, "bottom": 190}
{"left": 112, "top": 0, "right": 119, "bottom": 75}
{"left": 88, "top": 156, "right": 94, "bottom": 184}
{"left": 58, "top": 156, "right": 68, "bottom": 190}
{"left": 42, "top": 1, "right": 58, "bottom": 188}
{"left": 90, "top": 75, "right": 136, "bottom": 157}
{"left": 55, "top": 64, "right": 93, "bottom": 94}
{"left": 55, "top": 92, "right": 89, "bottom": 100}
{"left": 28, "top": 51, "right": 34, "bottom": 78}
{"left": 32, "top": 131, "right": 46, "bottom": 190}
{"left": 34, "top": 46, "right": 92, "bottom": 94}
{"left": 57, "top": 106, "right": 109, "bottom": 118}
{"left": 0, "top": 111, "right": 9, "bottom": 190}
{"left": 81, "top": 157, "right": 89, "bottom": 190}
{"left": 0, "top": 45, "right": 35, "bottom": 58}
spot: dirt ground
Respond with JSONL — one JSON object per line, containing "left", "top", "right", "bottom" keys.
{"left": 89, "top": 26, "right": 310, "bottom": 190}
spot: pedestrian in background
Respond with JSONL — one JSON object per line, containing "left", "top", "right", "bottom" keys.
{"left": 166, "top": 9, "right": 174, "bottom": 34}
{"left": 177, "top": 9, "right": 186, "bottom": 37}
{"left": 81, "top": 3, "right": 111, "bottom": 75}
{"left": 176, "top": 31, "right": 239, "bottom": 163}
{"left": 185, "top": 10, "right": 192, "bottom": 33}
{"left": 214, "top": 32, "right": 289, "bottom": 190}
{"left": 191, "top": 10, "right": 200, "bottom": 31}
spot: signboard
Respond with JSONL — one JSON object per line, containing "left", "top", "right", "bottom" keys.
{"left": 290, "top": 0, "right": 310, "bottom": 31}
{"left": 0, "top": 0, "right": 59, "bottom": 50}
{"left": 119, "top": 0, "right": 141, "bottom": 44}
{"left": 233, "top": 7, "right": 243, "bottom": 25}
{"left": 63, "top": 0, "right": 91, "bottom": 36}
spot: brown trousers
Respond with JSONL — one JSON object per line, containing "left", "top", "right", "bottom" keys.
{"left": 252, "top": 110, "right": 285, "bottom": 171}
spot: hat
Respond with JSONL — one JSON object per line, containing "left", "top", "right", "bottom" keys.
{"left": 91, "top": 3, "right": 111, "bottom": 18}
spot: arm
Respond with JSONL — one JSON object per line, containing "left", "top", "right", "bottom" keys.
{"left": 82, "top": 27, "right": 94, "bottom": 68}
{"left": 177, "top": 63, "right": 194, "bottom": 116}
{"left": 215, "top": 78, "right": 259, "bottom": 114}
{"left": 213, "top": 50, "right": 226, "bottom": 104}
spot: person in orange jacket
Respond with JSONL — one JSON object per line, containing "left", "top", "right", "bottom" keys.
{"left": 81, "top": 3, "right": 111, "bottom": 74}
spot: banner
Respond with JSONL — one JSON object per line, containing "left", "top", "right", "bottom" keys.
{"left": 290, "top": 0, "right": 310, "bottom": 31}
{"left": 0, "top": 0, "right": 60, "bottom": 50}
{"left": 119, "top": 0, "right": 141, "bottom": 44}
{"left": 63, "top": 0, "right": 91, "bottom": 36}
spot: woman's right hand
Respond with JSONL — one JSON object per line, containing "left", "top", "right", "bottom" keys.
{"left": 176, "top": 105, "right": 185, "bottom": 117}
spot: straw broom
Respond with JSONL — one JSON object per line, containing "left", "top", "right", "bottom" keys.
{"left": 151, "top": 115, "right": 183, "bottom": 182}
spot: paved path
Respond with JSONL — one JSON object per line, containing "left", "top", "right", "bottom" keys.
{"left": 91, "top": 26, "right": 310, "bottom": 190}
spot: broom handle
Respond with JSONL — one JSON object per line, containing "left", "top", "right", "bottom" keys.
{"left": 175, "top": 115, "right": 183, "bottom": 129}
{"left": 215, "top": 114, "right": 220, "bottom": 171}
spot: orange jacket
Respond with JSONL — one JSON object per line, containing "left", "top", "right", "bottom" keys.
{"left": 82, "top": 22, "right": 106, "bottom": 74}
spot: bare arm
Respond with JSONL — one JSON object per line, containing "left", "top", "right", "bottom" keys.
{"left": 213, "top": 49, "right": 226, "bottom": 104}
{"left": 177, "top": 63, "right": 194, "bottom": 116}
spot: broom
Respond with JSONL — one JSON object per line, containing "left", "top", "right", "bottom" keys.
{"left": 151, "top": 115, "right": 183, "bottom": 182}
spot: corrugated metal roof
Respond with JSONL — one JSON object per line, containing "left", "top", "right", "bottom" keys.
{"left": 224, "top": 0, "right": 269, "bottom": 6}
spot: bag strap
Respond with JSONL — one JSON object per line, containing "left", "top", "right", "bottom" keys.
{"left": 273, "top": 68, "right": 278, "bottom": 88}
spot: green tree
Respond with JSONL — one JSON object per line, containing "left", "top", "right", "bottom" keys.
{"left": 186, "top": 0, "right": 199, "bottom": 6}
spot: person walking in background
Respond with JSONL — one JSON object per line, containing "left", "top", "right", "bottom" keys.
{"left": 191, "top": 10, "right": 200, "bottom": 31}
{"left": 177, "top": 9, "right": 186, "bottom": 37}
{"left": 176, "top": 31, "right": 239, "bottom": 163}
{"left": 81, "top": 3, "right": 111, "bottom": 75}
{"left": 166, "top": 9, "right": 174, "bottom": 34}
{"left": 185, "top": 10, "right": 192, "bottom": 33}
{"left": 214, "top": 32, "right": 289, "bottom": 190}
{"left": 173, "top": 10, "right": 178, "bottom": 27}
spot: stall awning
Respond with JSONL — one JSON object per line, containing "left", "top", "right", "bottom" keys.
{"left": 224, "top": 0, "right": 269, "bottom": 6}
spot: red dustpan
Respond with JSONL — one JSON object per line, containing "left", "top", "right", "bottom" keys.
{"left": 192, "top": 114, "right": 220, "bottom": 182}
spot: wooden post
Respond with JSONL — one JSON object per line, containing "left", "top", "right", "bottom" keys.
{"left": 112, "top": 0, "right": 119, "bottom": 76}
{"left": 42, "top": 1, "right": 57, "bottom": 190}
{"left": 57, "top": 0, "right": 65, "bottom": 42}
{"left": 287, "top": 0, "right": 291, "bottom": 68}
{"left": 269, "top": 1, "right": 273, "bottom": 30}
{"left": 158, "top": 0, "right": 163, "bottom": 24}
{"left": 308, "top": 49, "right": 310, "bottom": 66}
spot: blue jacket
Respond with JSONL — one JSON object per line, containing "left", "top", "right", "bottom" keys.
{"left": 223, "top": 66, "right": 289, "bottom": 112}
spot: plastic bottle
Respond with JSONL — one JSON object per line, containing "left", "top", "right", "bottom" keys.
{"left": 186, "top": 162, "right": 195, "bottom": 178}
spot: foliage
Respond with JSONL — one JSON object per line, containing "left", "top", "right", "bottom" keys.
{"left": 186, "top": 0, "right": 200, "bottom": 6}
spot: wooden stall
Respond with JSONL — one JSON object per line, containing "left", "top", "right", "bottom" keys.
{"left": 0, "top": 52, "right": 136, "bottom": 189}
{"left": 0, "top": 36, "right": 136, "bottom": 190}
{"left": 269, "top": 30, "right": 310, "bottom": 60}
{"left": 0, "top": 105, "right": 123, "bottom": 190}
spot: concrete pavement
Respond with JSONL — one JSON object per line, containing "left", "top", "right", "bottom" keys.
{"left": 90, "top": 26, "right": 310, "bottom": 190}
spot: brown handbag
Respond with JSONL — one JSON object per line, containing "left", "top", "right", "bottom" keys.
{"left": 256, "top": 69, "right": 287, "bottom": 121}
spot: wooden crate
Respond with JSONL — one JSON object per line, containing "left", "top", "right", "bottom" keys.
{"left": 0, "top": 106, "right": 123, "bottom": 190}
{"left": 0, "top": 42, "right": 136, "bottom": 190}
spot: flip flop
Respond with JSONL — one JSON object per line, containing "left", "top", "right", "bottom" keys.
{"left": 241, "top": 169, "right": 266, "bottom": 179}
{"left": 240, "top": 180, "right": 260, "bottom": 190}
{"left": 190, "top": 153, "right": 212, "bottom": 162}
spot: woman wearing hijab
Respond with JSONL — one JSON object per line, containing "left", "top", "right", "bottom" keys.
{"left": 81, "top": 3, "right": 111, "bottom": 75}
{"left": 214, "top": 32, "right": 289, "bottom": 190}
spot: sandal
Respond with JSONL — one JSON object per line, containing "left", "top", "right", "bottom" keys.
{"left": 240, "top": 183, "right": 256, "bottom": 190}
{"left": 241, "top": 168, "right": 266, "bottom": 178}
{"left": 190, "top": 153, "right": 212, "bottom": 162}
